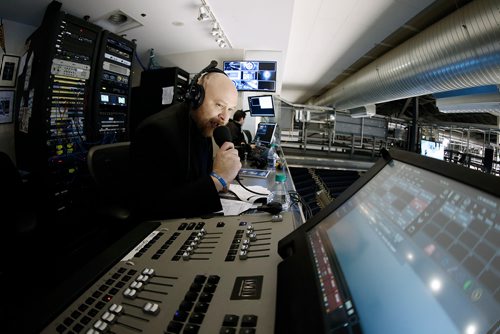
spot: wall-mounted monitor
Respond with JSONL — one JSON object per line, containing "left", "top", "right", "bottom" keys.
{"left": 248, "top": 95, "right": 275, "bottom": 117}
{"left": 420, "top": 139, "right": 444, "bottom": 160}
{"left": 223, "top": 60, "right": 277, "bottom": 92}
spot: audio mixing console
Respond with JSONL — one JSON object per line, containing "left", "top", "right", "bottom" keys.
{"left": 41, "top": 212, "right": 295, "bottom": 334}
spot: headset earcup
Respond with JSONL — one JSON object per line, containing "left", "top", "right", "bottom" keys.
{"left": 190, "top": 83, "right": 205, "bottom": 109}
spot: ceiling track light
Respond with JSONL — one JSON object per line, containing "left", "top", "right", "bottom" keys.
{"left": 198, "top": 0, "right": 232, "bottom": 48}
{"left": 197, "top": 5, "right": 210, "bottom": 21}
{"left": 211, "top": 22, "right": 220, "bottom": 36}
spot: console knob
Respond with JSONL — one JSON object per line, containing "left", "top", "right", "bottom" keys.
{"left": 239, "top": 250, "right": 248, "bottom": 260}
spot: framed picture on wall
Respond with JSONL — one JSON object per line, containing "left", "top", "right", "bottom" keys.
{"left": 0, "top": 55, "right": 20, "bottom": 87}
{"left": 0, "top": 90, "right": 15, "bottom": 124}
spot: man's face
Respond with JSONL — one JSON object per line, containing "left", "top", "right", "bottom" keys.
{"left": 192, "top": 73, "right": 238, "bottom": 137}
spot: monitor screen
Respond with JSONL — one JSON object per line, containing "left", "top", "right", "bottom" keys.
{"left": 421, "top": 139, "right": 445, "bottom": 160}
{"left": 306, "top": 159, "right": 499, "bottom": 334}
{"left": 254, "top": 122, "right": 276, "bottom": 145}
{"left": 248, "top": 95, "right": 275, "bottom": 117}
{"left": 223, "top": 61, "right": 277, "bottom": 92}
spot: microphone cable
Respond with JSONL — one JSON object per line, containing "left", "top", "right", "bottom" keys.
{"left": 234, "top": 175, "right": 269, "bottom": 195}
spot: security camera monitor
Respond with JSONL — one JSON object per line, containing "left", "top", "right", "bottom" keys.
{"left": 223, "top": 61, "right": 277, "bottom": 92}
{"left": 421, "top": 139, "right": 445, "bottom": 160}
{"left": 248, "top": 95, "right": 275, "bottom": 117}
{"left": 276, "top": 149, "right": 500, "bottom": 334}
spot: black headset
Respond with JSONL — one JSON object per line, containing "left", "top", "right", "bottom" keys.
{"left": 185, "top": 60, "right": 228, "bottom": 109}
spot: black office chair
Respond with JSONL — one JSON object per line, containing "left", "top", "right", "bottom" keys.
{"left": 87, "top": 142, "right": 133, "bottom": 222}
{"left": 243, "top": 129, "right": 252, "bottom": 144}
{"left": 0, "top": 151, "right": 38, "bottom": 234}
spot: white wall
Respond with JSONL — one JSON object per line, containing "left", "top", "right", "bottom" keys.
{"left": 0, "top": 19, "right": 37, "bottom": 163}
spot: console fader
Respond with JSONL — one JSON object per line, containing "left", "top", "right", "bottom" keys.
{"left": 41, "top": 212, "right": 295, "bottom": 334}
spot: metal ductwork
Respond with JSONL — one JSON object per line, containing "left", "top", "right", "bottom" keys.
{"left": 309, "top": 0, "right": 500, "bottom": 110}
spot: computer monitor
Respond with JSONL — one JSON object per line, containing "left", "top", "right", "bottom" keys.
{"left": 254, "top": 122, "right": 276, "bottom": 146}
{"left": 421, "top": 139, "right": 445, "bottom": 160}
{"left": 223, "top": 60, "right": 277, "bottom": 92}
{"left": 248, "top": 95, "right": 275, "bottom": 117}
{"left": 277, "top": 149, "right": 500, "bottom": 334}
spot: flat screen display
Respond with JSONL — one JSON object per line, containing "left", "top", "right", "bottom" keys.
{"left": 248, "top": 95, "right": 275, "bottom": 117}
{"left": 308, "top": 160, "right": 499, "bottom": 334}
{"left": 254, "top": 122, "right": 276, "bottom": 146}
{"left": 223, "top": 61, "right": 277, "bottom": 92}
{"left": 421, "top": 139, "right": 445, "bottom": 160}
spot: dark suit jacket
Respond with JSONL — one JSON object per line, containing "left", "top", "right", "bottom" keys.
{"left": 130, "top": 103, "right": 222, "bottom": 219}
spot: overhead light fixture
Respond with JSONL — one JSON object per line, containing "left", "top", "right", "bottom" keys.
{"left": 197, "top": 0, "right": 232, "bottom": 49}
{"left": 211, "top": 22, "right": 220, "bottom": 36}
{"left": 197, "top": 5, "right": 210, "bottom": 21}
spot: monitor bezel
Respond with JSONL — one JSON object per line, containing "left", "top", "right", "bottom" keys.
{"left": 223, "top": 60, "right": 277, "bottom": 92}
{"left": 276, "top": 149, "right": 500, "bottom": 334}
{"left": 248, "top": 95, "right": 275, "bottom": 117}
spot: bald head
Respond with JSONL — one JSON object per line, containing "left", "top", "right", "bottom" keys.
{"left": 191, "top": 72, "right": 239, "bottom": 137}
{"left": 200, "top": 72, "right": 237, "bottom": 99}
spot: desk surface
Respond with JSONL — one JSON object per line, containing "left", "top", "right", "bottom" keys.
{"left": 235, "top": 152, "right": 305, "bottom": 228}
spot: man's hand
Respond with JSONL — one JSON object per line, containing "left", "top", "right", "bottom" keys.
{"left": 212, "top": 142, "right": 241, "bottom": 191}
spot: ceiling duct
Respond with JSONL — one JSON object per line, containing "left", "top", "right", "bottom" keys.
{"left": 309, "top": 0, "right": 500, "bottom": 112}
{"left": 435, "top": 85, "right": 500, "bottom": 116}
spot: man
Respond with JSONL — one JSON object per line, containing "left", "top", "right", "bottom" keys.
{"left": 130, "top": 69, "right": 240, "bottom": 219}
{"left": 226, "top": 110, "right": 246, "bottom": 146}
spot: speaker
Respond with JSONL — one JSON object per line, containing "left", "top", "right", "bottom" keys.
{"left": 185, "top": 60, "right": 227, "bottom": 109}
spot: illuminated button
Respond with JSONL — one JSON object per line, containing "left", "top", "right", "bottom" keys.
{"left": 248, "top": 233, "right": 257, "bottom": 241}
{"left": 240, "top": 244, "right": 249, "bottom": 251}
{"left": 246, "top": 225, "right": 254, "bottom": 232}
{"left": 182, "top": 251, "right": 191, "bottom": 260}
{"left": 242, "top": 239, "right": 250, "bottom": 246}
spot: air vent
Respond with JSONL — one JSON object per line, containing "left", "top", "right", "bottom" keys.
{"left": 92, "top": 10, "right": 143, "bottom": 34}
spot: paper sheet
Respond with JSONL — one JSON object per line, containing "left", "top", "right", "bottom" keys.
{"left": 219, "top": 198, "right": 256, "bottom": 216}
{"left": 229, "top": 184, "right": 270, "bottom": 203}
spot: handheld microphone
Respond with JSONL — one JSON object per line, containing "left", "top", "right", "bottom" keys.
{"left": 214, "top": 125, "right": 248, "bottom": 151}
{"left": 213, "top": 126, "right": 241, "bottom": 182}
{"left": 213, "top": 125, "right": 232, "bottom": 148}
